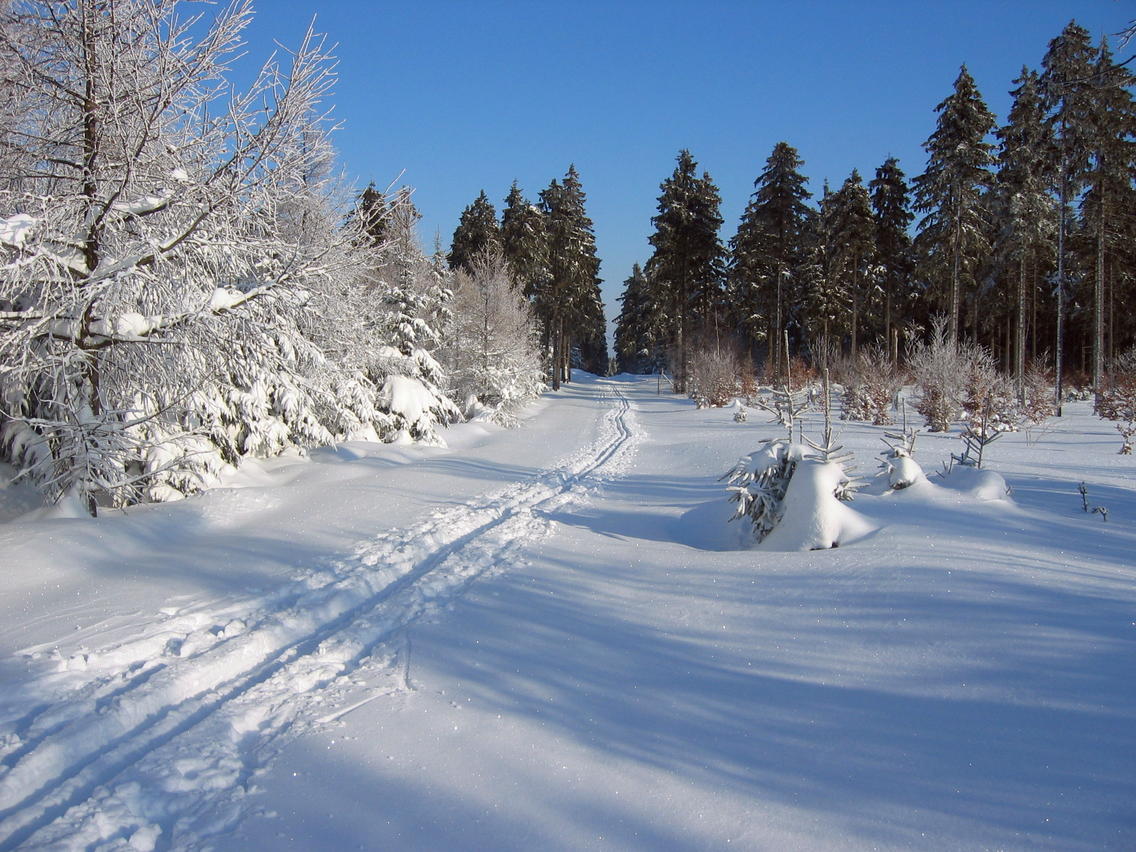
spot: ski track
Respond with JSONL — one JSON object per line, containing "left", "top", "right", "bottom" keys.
{"left": 0, "top": 384, "right": 639, "bottom": 852}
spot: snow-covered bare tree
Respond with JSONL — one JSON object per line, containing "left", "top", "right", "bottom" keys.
{"left": 0, "top": 0, "right": 379, "bottom": 513}
{"left": 443, "top": 250, "right": 544, "bottom": 424}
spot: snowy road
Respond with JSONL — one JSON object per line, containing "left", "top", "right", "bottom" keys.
{"left": 0, "top": 383, "right": 639, "bottom": 850}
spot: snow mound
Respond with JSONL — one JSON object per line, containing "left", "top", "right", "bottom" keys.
{"left": 881, "top": 449, "right": 926, "bottom": 491}
{"left": 936, "top": 464, "right": 1011, "bottom": 502}
{"left": 760, "top": 459, "right": 876, "bottom": 551}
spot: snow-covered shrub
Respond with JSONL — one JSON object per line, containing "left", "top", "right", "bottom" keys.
{"left": 689, "top": 344, "right": 752, "bottom": 408}
{"left": 724, "top": 439, "right": 801, "bottom": 542}
{"left": 1096, "top": 370, "right": 1136, "bottom": 454}
{"left": 724, "top": 437, "right": 869, "bottom": 549}
{"left": 878, "top": 427, "right": 924, "bottom": 490}
{"left": 961, "top": 350, "right": 1020, "bottom": 432}
{"left": 1019, "top": 363, "right": 1055, "bottom": 424}
{"left": 442, "top": 251, "right": 544, "bottom": 425}
{"left": 907, "top": 317, "right": 1010, "bottom": 433}
{"left": 838, "top": 346, "right": 902, "bottom": 425}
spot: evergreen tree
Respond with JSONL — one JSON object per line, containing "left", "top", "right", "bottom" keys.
{"left": 913, "top": 65, "right": 996, "bottom": 344}
{"left": 1040, "top": 20, "right": 1096, "bottom": 406}
{"left": 614, "top": 263, "right": 665, "bottom": 373}
{"left": 728, "top": 141, "right": 813, "bottom": 373}
{"left": 830, "top": 169, "right": 876, "bottom": 356}
{"left": 448, "top": 190, "right": 501, "bottom": 273}
{"left": 869, "top": 157, "right": 915, "bottom": 361}
{"left": 643, "top": 149, "right": 726, "bottom": 393}
{"left": 539, "top": 166, "right": 605, "bottom": 388}
{"left": 354, "top": 182, "right": 389, "bottom": 247}
{"left": 500, "top": 181, "right": 549, "bottom": 302}
{"left": 992, "top": 67, "right": 1057, "bottom": 394}
{"left": 801, "top": 181, "right": 850, "bottom": 365}
{"left": 1079, "top": 38, "right": 1136, "bottom": 390}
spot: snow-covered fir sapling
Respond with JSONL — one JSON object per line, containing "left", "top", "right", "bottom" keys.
{"left": 1095, "top": 353, "right": 1136, "bottom": 454}
{"left": 951, "top": 403, "right": 1002, "bottom": 469}
{"left": 725, "top": 372, "right": 867, "bottom": 549}
{"left": 1077, "top": 482, "right": 1109, "bottom": 522}
{"left": 879, "top": 410, "right": 924, "bottom": 490}
{"left": 838, "top": 346, "right": 902, "bottom": 425}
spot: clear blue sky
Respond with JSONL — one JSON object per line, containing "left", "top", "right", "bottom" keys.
{"left": 245, "top": 0, "right": 1129, "bottom": 335}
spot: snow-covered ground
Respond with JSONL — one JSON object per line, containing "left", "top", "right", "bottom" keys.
{"left": 0, "top": 374, "right": 1133, "bottom": 850}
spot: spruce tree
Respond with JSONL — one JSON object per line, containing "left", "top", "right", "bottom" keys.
{"left": 1079, "top": 39, "right": 1136, "bottom": 390}
{"left": 802, "top": 181, "right": 850, "bottom": 365}
{"left": 355, "top": 182, "right": 389, "bottom": 248}
{"left": 500, "top": 181, "right": 549, "bottom": 302}
{"left": 540, "top": 166, "right": 605, "bottom": 388}
{"left": 830, "top": 169, "right": 876, "bottom": 356}
{"left": 614, "top": 263, "right": 665, "bottom": 373}
{"left": 913, "top": 65, "right": 996, "bottom": 344}
{"left": 644, "top": 149, "right": 726, "bottom": 393}
{"left": 993, "top": 67, "right": 1057, "bottom": 395}
{"left": 728, "top": 142, "right": 813, "bottom": 374}
{"left": 448, "top": 190, "right": 501, "bottom": 273}
{"left": 1040, "top": 20, "right": 1096, "bottom": 407}
{"left": 869, "top": 157, "right": 915, "bottom": 361}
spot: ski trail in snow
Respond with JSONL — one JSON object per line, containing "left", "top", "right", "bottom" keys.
{"left": 0, "top": 382, "right": 639, "bottom": 851}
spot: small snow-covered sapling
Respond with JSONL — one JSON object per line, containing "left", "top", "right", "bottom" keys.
{"left": 1077, "top": 482, "right": 1109, "bottom": 522}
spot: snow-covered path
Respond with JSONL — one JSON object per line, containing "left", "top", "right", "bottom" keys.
{"left": 0, "top": 381, "right": 639, "bottom": 849}
{"left": 1, "top": 374, "right": 1134, "bottom": 850}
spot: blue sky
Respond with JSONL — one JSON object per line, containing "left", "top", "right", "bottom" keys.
{"left": 245, "top": 1, "right": 1129, "bottom": 329}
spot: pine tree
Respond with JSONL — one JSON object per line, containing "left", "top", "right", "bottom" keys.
{"left": 830, "top": 169, "right": 876, "bottom": 356}
{"left": 614, "top": 263, "right": 665, "bottom": 373}
{"left": 1079, "top": 39, "right": 1136, "bottom": 391}
{"left": 1040, "top": 20, "right": 1096, "bottom": 408}
{"left": 801, "top": 181, "right": 850, "bottom": 365}
{"left": 354, "top": 182, "right": 389, "bottom": 248}
{"left": 500, "top": 181, "right": 549, "bottom": 302}
{"left": 448, "top": 190, "right": 501, "bottom": 273}
{"left": 539, "top": 166, "right": 605, "bottom": 388}
{"left": 869, "top": 157, "right": 915, "bottom": 361}
{"left": 992, "top": 67, "right": 1057, "bottom": 396}
{"left": 913, "top": 65, "right": 996, "bottom": 344}
{"left": 729, "top": 142, "right": 813, "bottom": 374}
{"left": 643, "top": 149, "right": 726, "bottom": 393}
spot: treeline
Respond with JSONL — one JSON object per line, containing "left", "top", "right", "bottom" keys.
{"left": 615, "top": 21, "right": 1136, "bottom": 399}
{"left": 445, "top": 168, "right": 608, "bottom": 389}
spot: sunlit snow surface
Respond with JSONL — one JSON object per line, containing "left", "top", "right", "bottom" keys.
{"left": 0, "top": 374, "right": 1133, "bottom": 850}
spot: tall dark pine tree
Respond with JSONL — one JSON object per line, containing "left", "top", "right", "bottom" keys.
{"left": 802, "top": 181, "right": 849, "bottom": 365}
{"left": 540, "top": 166, "right": 605, "bottom": 388}
{"left": 729, "top": 141, "right": 813, "bottom": 374}
{"left": 830, "top": 169, "right": 876, "bottom": 356}
{"left": 448, "top": 190, "right": 501, "bottom": 273}
{"left": 500, "top": 181, "right": 549, "bottom": 302}
{"left": 643, "top": 149, "right": 726, "bottom": 394}
{"left": 1040, "top": 20, "right": 1095, "bottom": 408}
{"left": 913, "top": 66, "right": 996, "bottom": 345}
{"left": 1079, "top": 38, "right": 1136, "bottom": 391}
{"left": 993, "top": 67, "right": 1056, "bottom": 395}
{"left": 614, "top": 263, "right": 664, "bottom": 373}
{"left": 354, "top": 182, "right": 389, "bottom": 248}
{"left": 869, "top": 157, "right": 914, "bottom": 361}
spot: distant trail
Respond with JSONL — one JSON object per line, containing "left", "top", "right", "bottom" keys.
{"left": 0, "top": 382, "right": 639, "bottom": 851}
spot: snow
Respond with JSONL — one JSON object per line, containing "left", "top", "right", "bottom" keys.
{"left": 0, "top": 374, "right": 1133, "bottom": 850}
{"left": 0, "top": 212, "right": 35, "bottom": 247}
